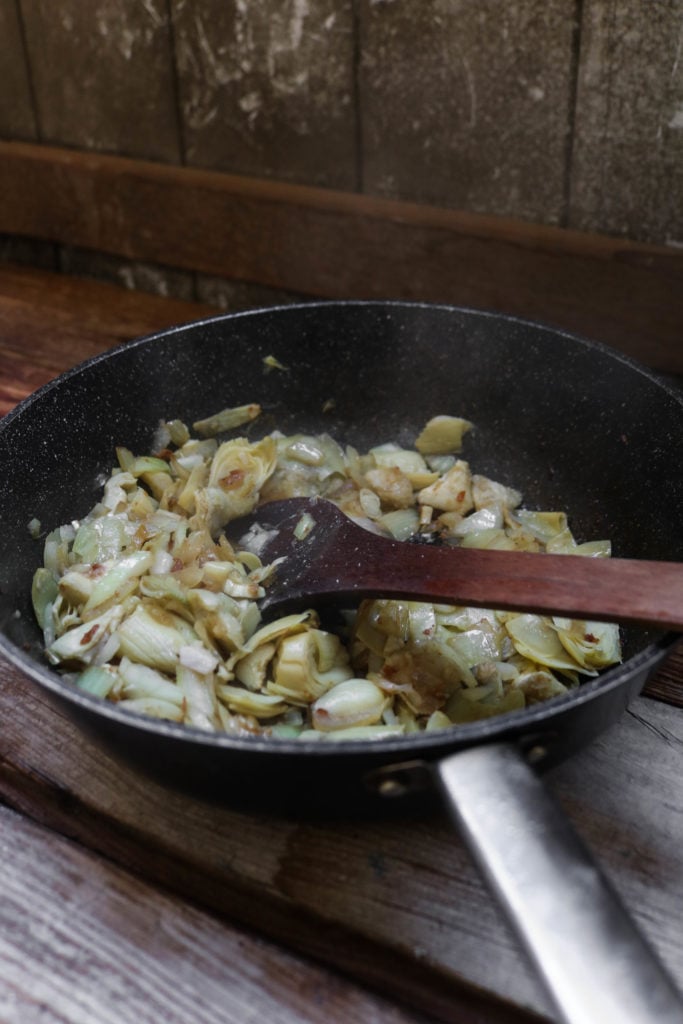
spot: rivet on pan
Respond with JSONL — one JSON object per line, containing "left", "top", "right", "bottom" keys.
{"left": 526, "top": 744, "right": 548, "bottom": 765}
{"left": 377, "top": 776, "right": 409, "bottom": 798}
{"left": 365, "top": 760, "right": 431, "bottom": 798}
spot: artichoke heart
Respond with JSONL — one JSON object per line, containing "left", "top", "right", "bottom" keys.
{"left": 505, "top": 614, "right": 598, "bottom": 676}
{"left": 552, "top": 618, "right": 622, "bottom": 670}
{"left": 117, "top": 603, "right": 199, "bottom": 673}
{"left": 268, "top": 628, "right": 353, "bottom": 704}
{"left": 417, "top": 460, "right": 474, "bottom": 514}
{"left": 193, "top": 436, "right": 277, "bottom": 535}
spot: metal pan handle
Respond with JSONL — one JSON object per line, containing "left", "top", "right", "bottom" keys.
{"left": 434, "top": 743, "right": 683, "bottom": 1024}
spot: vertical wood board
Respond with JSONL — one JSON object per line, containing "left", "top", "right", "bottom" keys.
{"left": 0, "top": 0, "right": 37, "bottom": 138}
{"left": 171, "top": 0, "right": 358, "bottom": 189}
{"left": 357, "top": 0, "right": 578, "bottom": 224}
{"left": 19, "top": 0, "right": 181, "bottom": 162}
{"left": 569, "top": 0, "right": 683, "bottom": 244}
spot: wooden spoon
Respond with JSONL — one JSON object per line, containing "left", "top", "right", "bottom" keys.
{"left": 234, "top": 496, "right": 683, "bottom": 629}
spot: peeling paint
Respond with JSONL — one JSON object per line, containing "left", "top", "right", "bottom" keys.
{"left": 119, "top": 28, "right": 137, "bottom": 61}
{"left": 668, "top": 106, "right": 683, "bottom": 130}
{"left": 139, "top": 0, "right": 164, "bottom": 31}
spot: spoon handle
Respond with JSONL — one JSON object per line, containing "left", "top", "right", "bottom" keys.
{"left": 251, "top": 498, "right": 683, "bottom": 629}
{"left": 335, "top": 536, "right": 683, "bottom": 629}
{"left": 281, "top": 519, "right": 683, "bottom": 629}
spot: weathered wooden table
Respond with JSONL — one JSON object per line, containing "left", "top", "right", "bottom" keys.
{"left": 0, "top": 262, "right": 682, "bottom": 1024}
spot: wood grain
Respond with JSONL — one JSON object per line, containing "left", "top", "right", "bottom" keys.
{"left": 0, "top": 802, "right": 438, "bottom": 1024}
{"left": 358, "top": 0, "right": 577, "bottom": 224}
{"left": 19, "top": 0, "right": 181, "bottom": 162}
{"left": 0, "top": 142, "right": 682, "bottom": 375}
{"left": 171, "top": 0, "right": 358, "bottom": 189}
{"left": 570, "top": 0, "right": 683, "bottom": 244}
{"left": 0, "top": 262, "right": 214, "bottom": 416}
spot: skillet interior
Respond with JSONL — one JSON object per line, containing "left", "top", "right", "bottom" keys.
{"left": 0, "top": 302, "right": 681, "bottom": 811}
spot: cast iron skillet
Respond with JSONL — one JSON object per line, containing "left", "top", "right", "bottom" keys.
{"left": 1, "top": 302, "right": 682, "bottom": 1023}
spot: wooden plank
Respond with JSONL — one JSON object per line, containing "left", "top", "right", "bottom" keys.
{"left": 19, "top": 0, "right": 181, "bottom": 162}
{"left": 0, "top": 262, "right": 214, "bottom": 416}
{"left": 0, "top": 804, "right": 437, "bottom": 1024}
{"left": 0, "top": 660, "right": 549, "bottom": 1024}
{"left": 0, "top": 142, "right": 682, "bottom": 375}
{"left": 358, "top": 0, "right": 577, "bottom": 224}
{"left": 569, "top": 0, "right": 683, "bottom": 245}
{"left": 642, "top": 639, "right": 683, "bottom": 706}
{"left": 0, "top": 0, "right": 37, "bottom": 138}
{"left": 170, "top": 0, "right": 358, "bottom": 188}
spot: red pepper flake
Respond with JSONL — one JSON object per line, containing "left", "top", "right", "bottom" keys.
{"left": 456, "top": 490, "right": 466, "bottom": 503}
{"left": 80, "top": 624, "right": 99, "bottom": 646}
{"left": 220, "top": 469, "right": 245, "bottom": 490}
{"left": 154, "top": 448, "right": 174, "bottom": 461}
{"left": 584, "top": 632, "right": 599, "bottom": 643}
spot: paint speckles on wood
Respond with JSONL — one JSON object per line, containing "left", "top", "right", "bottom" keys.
{"left": 570, "top": 1, "right": 683, "bottom": 244}
{"left": 19, "top": 0, "right": 181, "bottom": 161}
{"left": 358, "top": 0, "right": 578, "bottom": 224}
{"left": 171, "top": 0, "right": 357, "bottom": 188}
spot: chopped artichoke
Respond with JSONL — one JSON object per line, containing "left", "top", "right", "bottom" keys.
{"left": 417, "top": 460, "right": 474, "bottom": 514}
{"left": 193, "top": 436, "right": 277, "bottom": 535}
{"left": 47, "top": 606, "right": 124, "bottom": 666}
{"left": 32, "top": 568, "right": 59, "bottom": 630}
{"left": 268, "top": 628, "right": 353, "bottom": 704}
{"left": 505, "top": 614, "right": 597, "bottom": 676}
{"left": 117, "top": 603, "right": 199, "bottom": 673}
{"left": 552, "top": 618, "right": 621, "bottom": 670}
{"left": 218, "top": 685, "right": 288, "bottom": 719}
{"left": 472, "top": 475, "right": 522, "bottom": 511}
{"left": 415, "top": 415, "right": 472, "bottom": 455}
{"left": 192, "top": 403, "right": 262, "bottom": 438}
{"left": 34, "top": 403, "right": 621, "bottom": 738}
{"left": 312, "top": 678, "right": 388, "bottom": 732}
{"left": 118, "top": 656, "right": 184, "bottom": 706}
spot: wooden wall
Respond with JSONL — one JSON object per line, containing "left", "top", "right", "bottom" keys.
{"left": 0, "top": 0, "right": 682, "bottom": 316}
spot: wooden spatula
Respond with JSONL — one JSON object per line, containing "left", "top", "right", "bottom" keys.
{"left": 233, "top": 497, "right": 683, "bottom": 629}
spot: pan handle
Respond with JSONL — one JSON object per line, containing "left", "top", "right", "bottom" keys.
{"left": 433, "top": 743, "right": 683, "bottom": 1024}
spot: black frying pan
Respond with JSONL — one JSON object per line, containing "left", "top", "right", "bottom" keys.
{"left": 1, "top": 302, "right": 682, "bottom": 1023}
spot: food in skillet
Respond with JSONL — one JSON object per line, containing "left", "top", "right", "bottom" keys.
{"left": 31, "top": 405, "right": 621, "bottom": 740}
